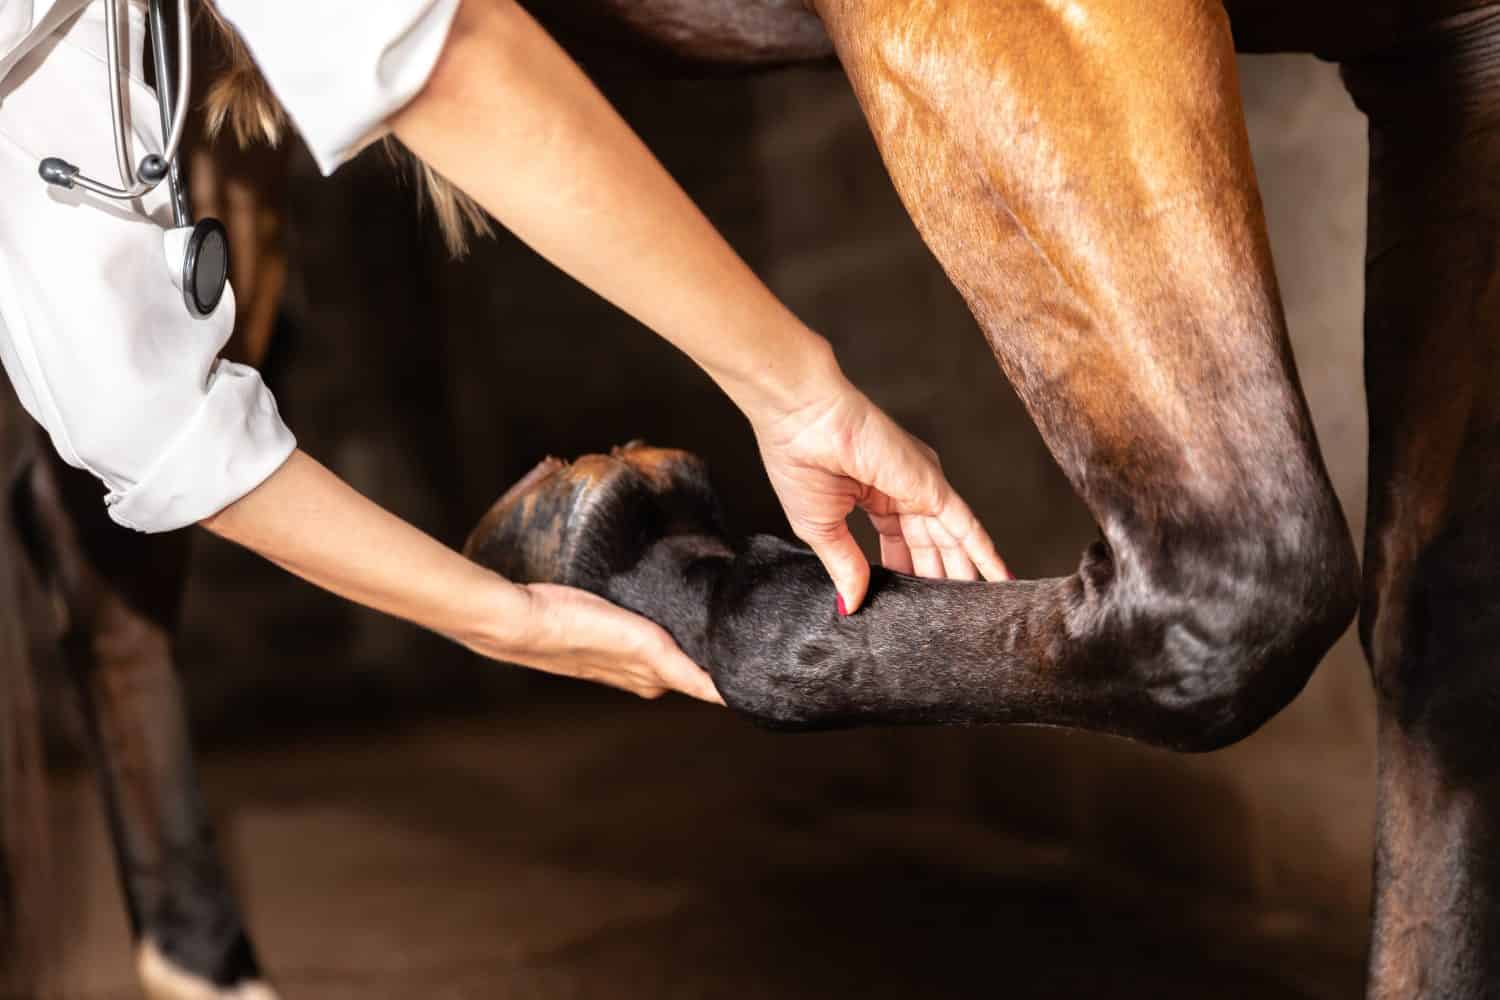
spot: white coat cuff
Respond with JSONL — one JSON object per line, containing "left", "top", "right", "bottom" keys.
{"left": 104, "top": 360, "right": 296, "bottom": 533}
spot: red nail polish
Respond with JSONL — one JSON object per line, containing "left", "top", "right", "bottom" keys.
{"left": 837, "top": 595, "right": 848, "bottom": 617}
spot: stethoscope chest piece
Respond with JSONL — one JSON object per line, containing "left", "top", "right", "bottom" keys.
{"left": 162, "top": 218, "right": 229, "bottom": 318}
{"left": 184, "top": 218, "right": 229, "bottom": 318}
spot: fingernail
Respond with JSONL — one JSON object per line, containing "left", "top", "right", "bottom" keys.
{"left": 836, "top": 594, "right": 848, "bottom": 617}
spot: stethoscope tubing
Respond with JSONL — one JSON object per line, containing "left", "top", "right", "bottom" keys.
{"left": 146, "top": 0, "right": 191, "bottom": 224}
{"left": 54, "top": 0, "right": 192, "bottom": 203}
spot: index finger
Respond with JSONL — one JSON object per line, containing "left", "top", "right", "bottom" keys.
{"left": 866, "top": 505, "right": 915, "bottom": 576}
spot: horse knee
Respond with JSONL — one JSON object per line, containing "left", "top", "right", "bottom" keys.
{"left": 1111, "top": 504, "right": 1361, "bottom": 752}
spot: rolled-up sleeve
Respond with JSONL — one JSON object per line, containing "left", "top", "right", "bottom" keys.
{"left": 214, "top": 0, "right": 460, "bottom": 176}
{"left": 0, "top": 8, "right": 295, "bottom": 533}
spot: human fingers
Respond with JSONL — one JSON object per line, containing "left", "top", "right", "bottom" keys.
{"left": 865, "top": 500, "right": 915, "bottom": 576}
{"left": 925, "top": 516, "right": 979, "bottom": 581}
{"left": 933, "top": 488, "right": 1011, "bottom": 582}
{"left": 793, "top": 516, "right": 872, "bottom": 614}
{"left": 899, "top": 512, "right": 947, "bottom": 579}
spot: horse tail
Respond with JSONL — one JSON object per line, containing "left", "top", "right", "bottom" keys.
{"left": 197, "top": 2, "right": 491, "bottom": 257}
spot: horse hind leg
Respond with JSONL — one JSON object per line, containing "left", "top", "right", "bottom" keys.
{"left": 16, "top": 450, "right": 277, "bottom": 1000}
{"left": 1343, "top": 13, "right": 1500, "bottom": 997}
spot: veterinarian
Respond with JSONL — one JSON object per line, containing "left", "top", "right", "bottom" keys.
{"left": 0, "top": 0, "right": 1006, "bottom": 703}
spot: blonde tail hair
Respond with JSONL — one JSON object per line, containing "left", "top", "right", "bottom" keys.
{"left": 197, "top": 1, "right": 493, "bottom": 256}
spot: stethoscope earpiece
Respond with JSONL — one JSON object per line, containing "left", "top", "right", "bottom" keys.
{"left": 37, "top": 157, "right": 79, "bottom": 188}
{"left": 138, "top": 154, "right": 170, "bottom": 185}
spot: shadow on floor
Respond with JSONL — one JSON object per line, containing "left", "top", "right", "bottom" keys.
{"left": 52, "top": 694, "right": 1365, "bottom": 999}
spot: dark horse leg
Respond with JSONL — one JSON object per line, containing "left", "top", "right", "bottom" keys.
{"left": 0, "top": 413, "right": 52, "bottom": 997}
{"left": 468, "top": 0, "right": 1360, "bottom": 752}
{"left": 16, "top": 449, "right": 274, "bottom": 999}
{"left": 1344, "top": 11, "right": 1500, "bottom": 997}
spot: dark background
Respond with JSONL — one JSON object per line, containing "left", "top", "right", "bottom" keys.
{"left": 42, "top": 52, "right": 1377, "bottom": 998}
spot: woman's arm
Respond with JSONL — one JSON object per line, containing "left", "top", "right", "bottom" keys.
{"left": 203, "top": 450, "right": 723, "bottom": 703}
{"left": 388, "top": 0, "right": 1008, "bottom": 609}
{"left": 387, "top": 0, "right": 835, "bottom": 421}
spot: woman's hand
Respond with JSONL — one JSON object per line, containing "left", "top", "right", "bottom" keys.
{"left": 751, "top": 381, "right": 1011, "bottom": 614}
{"left": 205, "top": 450, "right": 722, "bottom": 705}
{"left": 459, "top": 583, "right": 723, "bottom": 704}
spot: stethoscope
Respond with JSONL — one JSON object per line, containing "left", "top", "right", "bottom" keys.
{"left": 37, "top": 0, "right": 229, "bottom": 318}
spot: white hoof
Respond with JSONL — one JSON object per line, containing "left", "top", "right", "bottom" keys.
{"left": 137, "top": 938, "right": 281, "bottom": 1000}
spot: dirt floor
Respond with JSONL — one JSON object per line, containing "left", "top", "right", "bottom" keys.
{"left": 50, "top": 694, "right": 1366, "bottom": 999}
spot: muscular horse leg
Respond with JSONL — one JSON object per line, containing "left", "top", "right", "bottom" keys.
{"left": 1344, "top": 12, "right": 1500, "bottom": 996}
{"left": 17, "top": 450, "right": 274, "bottom": 999}
{"left": 469, "top": 0, "right": 1359, "bottom": 752}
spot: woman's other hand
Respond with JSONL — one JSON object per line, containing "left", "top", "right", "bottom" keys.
{"left": 751, "top": 377, "right": 1011, "bottom": 615}
{"left": 204, "top": 450, "right": 722, "bottom": 705}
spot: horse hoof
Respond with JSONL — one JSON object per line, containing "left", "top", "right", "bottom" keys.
{"left": 137, "top": 939, "right": 279, "bottom": 1000}
{"left": 463, "top": 442, "right": 724, "bottom": 588}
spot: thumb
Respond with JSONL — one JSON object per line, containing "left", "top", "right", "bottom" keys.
{"left": 801, "top": 520, "right": 871, "bottom": 615}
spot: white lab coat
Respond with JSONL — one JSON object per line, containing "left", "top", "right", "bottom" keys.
{"left": 0, "top": 0, "right": 458, "bottom": 531}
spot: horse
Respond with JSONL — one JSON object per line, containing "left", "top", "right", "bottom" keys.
{"left": 6, "top": 1, "right": 1496, "bottom": 997}
{"left": 473, "top": 2, "right": 1500, "bottom": 997}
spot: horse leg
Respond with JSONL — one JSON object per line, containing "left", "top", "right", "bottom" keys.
{"left": 467, "top": 0, "right": 1360, "bottom": 752}
{"left": 16, "top": 451, "right": 275, "bottom": 999}
{"left": 0, "top": 421, "right": 52, "bottom": 997}
{"left": 1343, "top": 13, "right": 1500, "bottom": 996}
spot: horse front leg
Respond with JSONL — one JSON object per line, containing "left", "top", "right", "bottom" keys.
{"left": 1344, "top": 15, "right": 1500, "bottom": 997}
{"left": 468, "top": 0, "right": 1359, "bottom": 752}
{"left": 18, "top": 451, "right": 276, "bottom": 1000}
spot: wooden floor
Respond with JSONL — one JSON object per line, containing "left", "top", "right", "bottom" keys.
{"left": 49, "top": 695, "right": 1365, "bottom": 999}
